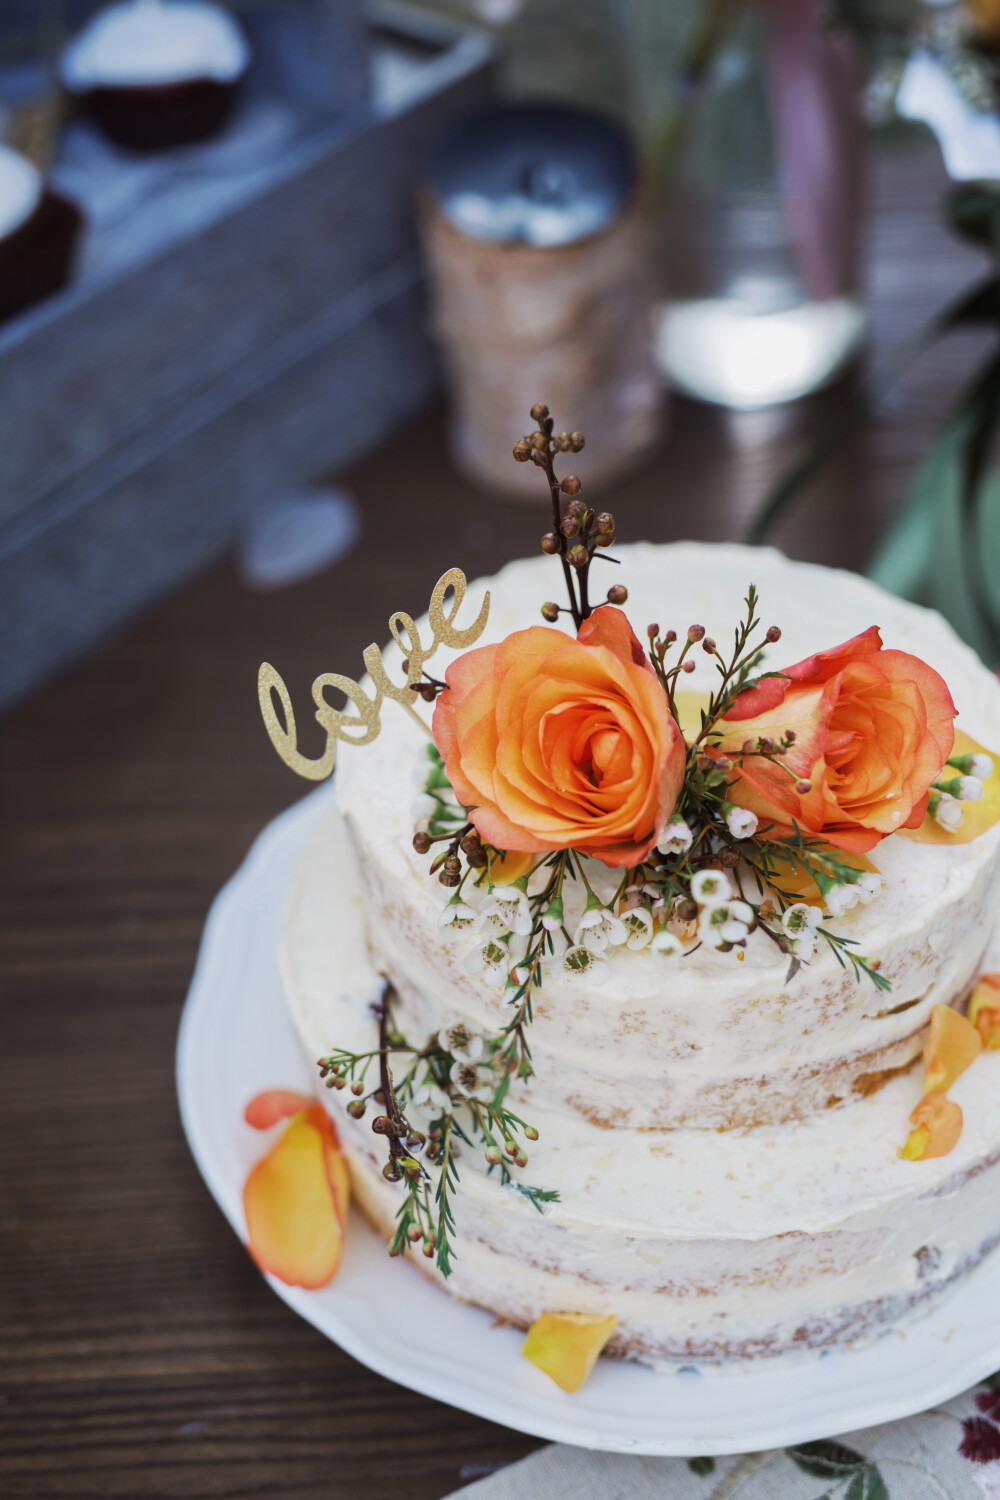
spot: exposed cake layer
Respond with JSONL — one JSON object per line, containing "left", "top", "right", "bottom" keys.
{"left": 335, "top": 543, "right": 1000, "bottom": 1130}
{"left": 283, "top": 807, "right": 1000, "bottom": 1363}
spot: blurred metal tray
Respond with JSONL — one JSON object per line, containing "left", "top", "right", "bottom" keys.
{"left": 0, "top": 1, "right": 493, "bottom": 713}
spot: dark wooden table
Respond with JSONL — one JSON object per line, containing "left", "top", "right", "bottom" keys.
{"left": 1, "top": 139, "right": 996, "bottom": 1499}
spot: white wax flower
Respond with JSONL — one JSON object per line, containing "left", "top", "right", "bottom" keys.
{"left": 440, "top": 1019, "right": 485, "bottom": 1062}
{"left": 932, "top": 792, "right": 964, "bottom": 831}
{"left": 959, "top": 775, "right": 984, "bottom": 802}
{"left": 562, "top": 945, "right": 609, "bottom": 986}
{"left": 478, "top": 887, "right": 532, "bottom": 937}
{"left": 971, "top": 754, "right": 994, "bottom": 781}
{"left": 698, "top": 900, "right": 753, "bottom": 947}
{"left": 464, "top": 939, "right": 510, "bottom": 988}
{"left": 574, "top": 903, "right": 628, "bottom": 955}
{"left": 726, "top": 806, "right": 759, "bottom": 839}
{"left": 439, "top": 898, "right": 476, "bottom": 931}
{"left": 690, "top": 869, "right": 733, "bottom": 907}
{"left": 651, "top": 930, "right": 683, "bottom": 959}
{"left": 621, "top": 905, "right": 654, "bottom": 950}
{"left": 412, "top": 1080, "right": 450, "bottom": 1115}
{"left": 449, "top": 1059, "right": 493, "bottom": 1101}
{"left": 657, "top": 818, "right": 693, "bottom": 856}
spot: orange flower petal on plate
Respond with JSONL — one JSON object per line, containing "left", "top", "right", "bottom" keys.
{"left": 244, "top": 1089, "right": 317, "bottom": 1130}
{"left": 968, "top": 975, "right": 1000, "bottom": 1050}
{"left": 923, "top": 1004, "right": 982, "bottom": 1095}
{"left": 900, "top": 1090, "right": 964, "bottom": 1161}
{"left": 522, "top": 1311, "right": 618, "bottom": 1393}
{"left": 243, "top": 1110, "right": 344, "bottom": 1288}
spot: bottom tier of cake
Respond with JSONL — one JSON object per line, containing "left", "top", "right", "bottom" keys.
{"left": 282, "top": 808, "right": 1000, "bottom": 1364}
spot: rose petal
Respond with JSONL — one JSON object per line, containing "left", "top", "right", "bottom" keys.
{"left": 244, "top": 1089, "right": 318, "bottom": 1130}
{"left": 522, "top": 1311, "right": 618, "bottom": 1392}
{"left": 969, "top": 975, "right": 1000, "bottom": 1049}
{"left": 900, "top": 1090, "right": 963, "bottom": 1161}
{"left": 243, "top": 1111, "right": 345, "bottom": 1288}
{"left": 923, "top": 1004, "right": 982, "bottom": 1095}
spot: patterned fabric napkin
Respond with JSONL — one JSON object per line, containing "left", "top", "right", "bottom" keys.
{"left": 446, "top": 1380, "right": 1000, "bottom": 1500}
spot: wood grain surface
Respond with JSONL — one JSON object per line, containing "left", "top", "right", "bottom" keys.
{"left": 1, "top": 138, "right": 994, "bottom": 1499}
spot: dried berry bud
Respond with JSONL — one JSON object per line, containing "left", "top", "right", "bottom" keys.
{"left": 422, "top": 1238, "right": 435, "bottom": 1258}
{"left": 382, "top": 1160, "right": 401, "bottom": 1182}
{"left": 742, "top": 738, "right": 756, "bottom": 753}
{"left": 688, "top": 624, "right": 706, "bottom": 642}
{"left": 696, "top": 753, "right": 715, "bottom": 771}
{"left": 677, "top": 898, "right": 698, "bottom": 923}
{"left": 524, "top": 1125, "right": 539, "bottom": 1141}
{"left": 647, "top": 622, "right": 659, "bottom": 640}
{"left": 373, "top": 1089, "right": 385, "bottom": 1105}
{"left": 759, "top": 736, "right": 777, "bottom": 753}
{"left": 407, "top": 1224, "right": 423, "bottom": 1242}
{"left": 460, "top": 832, "right": 482, "bottom": 855}
{"left": 372, "top": 1115, "right": 393, "bottom": 1135}
{"left": 541, "top": 532, "right": 561, "bottom": 555}
{"left": 567, "top": 543, "right": 589, "bottom": 568}
{"left": 530, "top": 402, "right": 550, "bottom": 422}
{"left": 703, "top": 637, "right": 717, "bottom": 654}
{"left": 530, "top": 430, "right": 548, "bottom": 450}
{"left": 351, "top": 1080, "right": 364, "bottom": 1096}
{"left": 796, "top": 779, "right": 812, "bottom": 794}
{"left": 406, "top": 1131, "right": 425, "bottom": 1147}
{"left": 513, "top": 440, "right": 531, "bottom": 462}
{"left": 541, "top": 601, "right": 560, "bottom": 622}
{"left": 766, "top": 626, "right": 782, "bottom": 643}
{"left": 785, "top": 729, "right": 796, "bottom": 744}
{"left": 331, "top": 1077, "right": 346, "bottom": 1090}
{"left": 485, "top": 1144, "right": 502, "bottom": 1165}
{"left": 438, "top": 869, "right": 461, "bottom": 888}
{"left": 347, "top": 1099, "right": 366, "bottom": 1119}
{"left": 594, "top": 511, "right": 615, "bottom": 535}
{"left": 561, "top": 474, "right": 582, "bottom": 496}
{"left": 665, "top": 629, "right": 677, "bottom": 644}
{"left": 560, "top": 516, "right": 580, "bottom": 538}
{"left": 511, "top": 1146, "right": 528, "bottom": 1168}
{"left": 565, "top": 498, "right": 587, "bottom": 518}
{"left": 556, "top": 433, "right": 573, "bottom": 452}
{"left": 606, "top": 584, "right": 628, "bottom": 605}
{"left": 682, "top": 658, "right": 696, "bottom": 674}
{"left": 719, "top": 847, "right": 740, "bottom": 867}
{"left": 570, "top": 431, "right": 585, "bottom": 451}
{"left": 388, "top": 1241, "right": 404, "bottom": 1256}
{"left": 402, "top": 1156, "right": 423, "bottom": 1181}
{"left": 412, "top": 831, "right": 431, "bottom": 853}
{"left": 418, "top": 684, "right": 436, "bottom": 702}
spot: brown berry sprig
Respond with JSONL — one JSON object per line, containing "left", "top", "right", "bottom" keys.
{"left": 514, "top": 403, "right": 623, "bottom": 629}
{"left": 412, "top": 821, "right": 487, "bottom": 886}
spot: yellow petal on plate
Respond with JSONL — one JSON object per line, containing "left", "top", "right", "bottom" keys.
{"left": 900, "top": 1090, "right": 964, "bottom": 1161}
{"left": 522, "top": 1311, "right": 618, "bottom": 1393}
{"left": 899, "top": 729, "right": 1000, "bottom": 845}
{"left": 243, "top": 1111, "right": 344, "bottom": 1289}
{"left": 244, "top": 1089, "right": 317, "bottom": 1130}
{"left": 969, "top": 974, "right": 1000, "bottom": 1050}
{"left": 923, "top": 1004, "right": 982, "bottom": 1095}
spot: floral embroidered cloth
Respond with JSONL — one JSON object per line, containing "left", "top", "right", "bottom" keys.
{"left": 447, "top": 1380, "right": 1000, "bottom": 1500}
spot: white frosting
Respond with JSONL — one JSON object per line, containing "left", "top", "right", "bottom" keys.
{"left": 61, "top": 1, "right": 250, "bottom": 89}
{"left": 284, "top": 804, "right": 1000, "bottom": 1362}
{"left": 281, "top": 542, "right": 1000, "bottom": 1361}
{"left": 0, "top": 146, "right": 42, "bottom": 242}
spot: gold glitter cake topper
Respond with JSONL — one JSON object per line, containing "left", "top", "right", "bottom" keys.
{"left": 258, "top": 567, "right": 490, "bottom": 781}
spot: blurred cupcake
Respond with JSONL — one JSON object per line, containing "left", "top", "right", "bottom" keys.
{"left": 0, "top": 145, "right": 83, "bottom": 327}
{"left": 60, "top": 0, "right": 251, "bottom": 151}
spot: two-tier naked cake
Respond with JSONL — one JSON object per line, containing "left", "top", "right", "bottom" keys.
{"left": 274, "top": 538, "right": 1000, "bottom": 1365}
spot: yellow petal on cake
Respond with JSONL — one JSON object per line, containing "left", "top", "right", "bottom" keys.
{"left": 899, "top": 729, "right": 1000, "bottom": 845}
{"left": 900, "top": 1090, "right": 964, "bottom": 1161}
{"left": 485, "top": 848, "right": 536, "bottom": 886}
{"left": 522, "top": 1311, "right": 618, "bottom": 1393}
{"left": 243, "top": 1110, "right": 345, "bottom": 1289}
{"left": 923, "top": 1004, "right": 982, "bottom": 1095}
{"left": 969, "top": 975, "right": 1000, "bottom": 1050}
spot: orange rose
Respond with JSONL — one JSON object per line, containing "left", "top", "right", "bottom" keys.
{"left": 715, "top": 627, "right": 956, "bottom": 853}
{"left": 432, "top": 607, "right": 685, "bottom": 868}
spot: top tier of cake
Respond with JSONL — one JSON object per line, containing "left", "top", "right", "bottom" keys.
{"left": 335, "top": 543, "right": 1000, "bottom": 1130}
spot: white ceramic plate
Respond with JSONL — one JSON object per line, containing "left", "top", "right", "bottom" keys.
{"left": 176, "top": 791, "right": 1000, "bottom": 1456}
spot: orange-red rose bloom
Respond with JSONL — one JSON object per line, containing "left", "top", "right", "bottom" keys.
{"left": 432, "top": 607, "right": 685, "bottom": 868}
{"left": 716, "top": 626, "right": 956, "bottom": 853}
